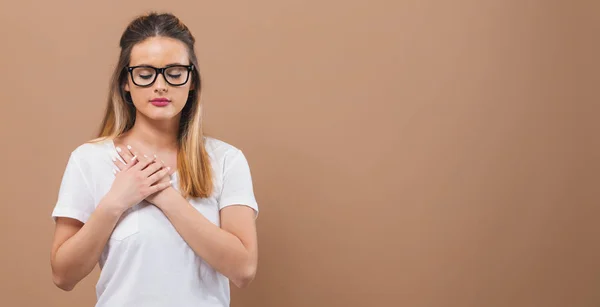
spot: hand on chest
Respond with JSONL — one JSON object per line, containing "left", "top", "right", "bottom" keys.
{"left": 114, "top": 142, "right": 178, "bottom": 175}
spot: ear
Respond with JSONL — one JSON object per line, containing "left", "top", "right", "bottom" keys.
{"left": 124, "top": 82, "right": 130, "bottom": 92}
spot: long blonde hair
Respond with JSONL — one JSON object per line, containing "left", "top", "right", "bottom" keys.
{"left": 90, "top": 12, "right": 213, "bottom": 199}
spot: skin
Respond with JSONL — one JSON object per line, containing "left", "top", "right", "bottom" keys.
{"left": 50, "top": 36, "right": 258, "bottom": 291}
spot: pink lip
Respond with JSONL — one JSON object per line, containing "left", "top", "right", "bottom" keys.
{"left": 150, "top": 98, "right": 170, "bottom": 107}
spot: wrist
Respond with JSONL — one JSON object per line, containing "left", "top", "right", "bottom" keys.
{"left": 98, "top": 194, "right": 128, "bottom": 217}
{"left": 152, "top": 187, "right": 179, "bottom": 208}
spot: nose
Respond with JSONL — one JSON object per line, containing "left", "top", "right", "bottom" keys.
{"left": 154, "top": 73, "right": 168, "bottom": 93}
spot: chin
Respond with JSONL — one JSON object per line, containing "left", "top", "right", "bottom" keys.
{"left": 141, "top": 108, "right": 179, "bottom": 121}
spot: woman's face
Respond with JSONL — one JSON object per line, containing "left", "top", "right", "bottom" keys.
{"left": 124, "top": 36, "right": 193, "bottom": 121}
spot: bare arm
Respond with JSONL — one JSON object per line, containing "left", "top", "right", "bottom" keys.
{"left": 51, "top": 152, "right": 171, "bottom": 291}
{"left": 155, "top": 188, "right": 258, "bottom": 288}
{"left": 50, "top": 199, "right": 124, "bottom": 291}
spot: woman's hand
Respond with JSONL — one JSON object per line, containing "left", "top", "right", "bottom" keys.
{"left": 108, "top": 147, "right": 172, "bottom": 213}
{"left": 113, "top": 145, "right": 174, "bottom": 206}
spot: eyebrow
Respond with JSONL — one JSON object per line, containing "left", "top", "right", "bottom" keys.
{"left": 131, "top": 62, "right": 189, "bottom": 67}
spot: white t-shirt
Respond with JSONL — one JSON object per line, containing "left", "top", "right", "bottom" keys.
{"left": 51, "top": 137, "right": 259, "bottom": 307}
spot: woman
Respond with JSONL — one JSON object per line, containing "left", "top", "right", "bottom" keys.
{"left": 50, "top": 12, "right": 259, "bottom": 307}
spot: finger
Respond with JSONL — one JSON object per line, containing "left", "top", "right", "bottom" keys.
{"left": 124, "top": 154, "right": 139, "bottom": 171}
{"left": 126, "top": 144, "right": 135, "bottom": 156}
{"left": 142, "top": 160, "right": 163, "bottom": 178}
{"left": 132, "top": 154, "right": 154, "bottom": 171}
{"left": 153, "top": 154, "right": 172, "bottom": 175}
{"left": 116, "top": 146, "right": 132, "bottom": 164}
{"left": 127, "top": 145, "right": 154, "bottom": 170}
{"left": 111, "top": 154, "right": 126, "bottom": 172}
{"left": 127, "top": 144, "right": 148, "bottom": 162}
{"left": 154, "top": 154, "right": 165, "bottom": 164}
{"left": 126, "top": 145, "right": 143, "bottom": 165}
{"left": 147, "top": 166, "right": 171, "bottom": 184}
{"left": 150, "top": 180, "right": 173, "bottom": 193}
{"left": 141, "top": 154, "right": 154, "bottom": 170}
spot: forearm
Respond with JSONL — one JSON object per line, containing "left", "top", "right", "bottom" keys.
{"left": 51, "top": 198, "right": 123, "bottom": 290}
{"left": 157, "top": 189, "right": 254, "bottom": 287}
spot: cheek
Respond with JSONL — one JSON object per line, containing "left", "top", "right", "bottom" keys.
{"left": 130, "top": 89, "right": 152, "bottom": 106}
{"left": 175, "top": 88, "right": 192, "bottom": 103}
{"left": 130, "top": 90, "right": 148, "bottom": 101}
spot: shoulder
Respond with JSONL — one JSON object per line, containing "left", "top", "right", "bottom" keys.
{"left": 67, "top": 137, "right": 114, "bottom": 165}
{"left": 203, "top": 136, "right": 252, "bottom": 172}
{"left": 204, "top": 136, "right": 243, "bottom": 160}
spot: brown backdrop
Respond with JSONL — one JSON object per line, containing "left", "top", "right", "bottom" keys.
{"left": 1, "top": 1, "right": 598, "bottom": 306}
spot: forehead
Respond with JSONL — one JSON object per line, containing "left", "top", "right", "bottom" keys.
{"left": 129, "top": 36, "right": 189, "bottom": 66}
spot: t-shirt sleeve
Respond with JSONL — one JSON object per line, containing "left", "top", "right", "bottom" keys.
{"left": 218, "top": 149, "right": 259, "bottom": 218}
{"left": 51, "top": 151, "right": 96, "bottom": 224}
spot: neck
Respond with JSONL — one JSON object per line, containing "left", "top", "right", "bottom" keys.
{"left": 123, "top": 112, "right": 180, "bottom": 152}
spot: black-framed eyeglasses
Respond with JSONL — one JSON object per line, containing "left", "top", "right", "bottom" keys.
{"left": 126, "top": 64, "right": 194, "bottom": 87}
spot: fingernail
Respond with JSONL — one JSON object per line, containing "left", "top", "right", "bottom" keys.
{"left": 112, "top": 156, "right": 116, "bottom": 162}
{"left": 131, "top": 155, "right": 137, "bottom": 161}
{"left": 112, "top": 169, "right": 117, "bottom": 175}
{"left": 116, "top": 147, "right": 122, "bottom": 152}
{"left": 154, "top": 154, "right": 158, "bottom": 158}
{"left": 127, "top": 145, "right": 132, "bottom": 150}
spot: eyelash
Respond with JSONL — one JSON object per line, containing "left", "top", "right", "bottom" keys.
{"left": 138, "top": 74, "right": 181, "bottom": 79}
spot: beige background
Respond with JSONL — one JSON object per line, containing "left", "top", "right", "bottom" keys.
{"left": 1, "top": 1, "right": 598, "bottom": 306}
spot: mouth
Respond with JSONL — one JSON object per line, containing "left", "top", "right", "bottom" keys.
{"left": 150, "top": 98, "right": 171, "bottom": 107}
